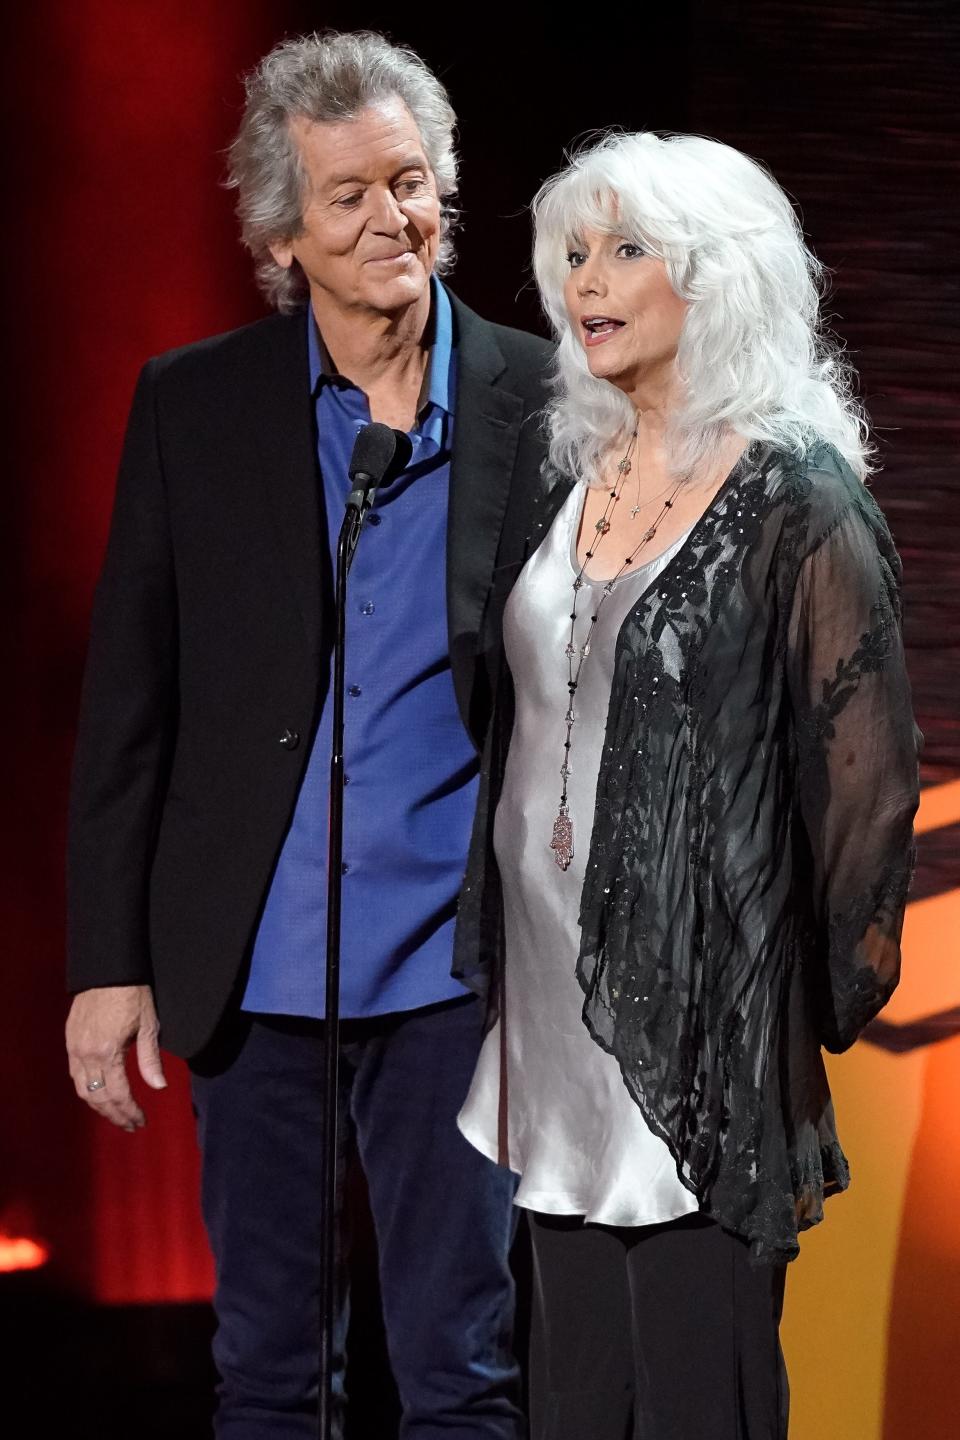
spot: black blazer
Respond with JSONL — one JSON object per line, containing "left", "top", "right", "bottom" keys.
{"left": 67, "top": 292, "right": 553, "bottom": 1058}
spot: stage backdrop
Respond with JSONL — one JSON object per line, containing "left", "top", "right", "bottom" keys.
{"left": 3, "top": 4, "right": 957, "bottom": 1438}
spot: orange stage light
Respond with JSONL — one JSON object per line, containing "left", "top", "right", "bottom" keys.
{"left": 0, "top": 1234, "right": 50, "bottom": 1274}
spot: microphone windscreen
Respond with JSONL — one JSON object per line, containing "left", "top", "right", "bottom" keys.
{"left": 348, "top": 423, "right": 401, "bottom": 484}
{"left": 390, "top": 429, "right": 414, "bottom": 474}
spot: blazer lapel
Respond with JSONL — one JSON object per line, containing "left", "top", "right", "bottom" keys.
{"left": 237, "top": 310, "right": 324, "bottom": 658}
{"left": 230, "top": 297, "right": 534, "bottom": 709}
{"left": 446, "top": 293, "right": 524, "bottom": 732}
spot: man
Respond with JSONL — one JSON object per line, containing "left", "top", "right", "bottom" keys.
{"left": 65, "top": 31, "right": 552, "bottom": 1439}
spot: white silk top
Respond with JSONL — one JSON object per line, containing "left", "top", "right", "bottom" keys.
{"left": 458, "top": 480, "right": 699, "bottom": 1225}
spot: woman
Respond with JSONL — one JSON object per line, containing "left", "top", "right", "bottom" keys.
{"left": 456, "top": 132, "right": 921, "bottom": 1439}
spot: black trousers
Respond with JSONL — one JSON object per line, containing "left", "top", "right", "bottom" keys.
{"left": 190, "top": 996, "right": 522, "bottom": 1439}
{"left": 528, "top": 1212, "right": 788, "bottom": 1440}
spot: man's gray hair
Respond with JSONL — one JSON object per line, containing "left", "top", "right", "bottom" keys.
{"left": 227, "top": 31, "right": 459, "bottom": 312}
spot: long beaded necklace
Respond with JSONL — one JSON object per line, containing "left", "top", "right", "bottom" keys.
{"left": 549, "top": 429, "right": 686, "bottom": 871}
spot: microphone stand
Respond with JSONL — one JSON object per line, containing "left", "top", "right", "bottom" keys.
{"left": 319, "top": 482, "right": 370, "bottom": 1440}
{"left": 318, "top": 418, "right": 410, "bottom": 1440}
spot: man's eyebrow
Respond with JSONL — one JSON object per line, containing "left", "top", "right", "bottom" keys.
{"left": 390, "top": 154, "right": 430, "bottom": 175}
{"left": 326, "top": 155, "right": 429, "bottom": 189}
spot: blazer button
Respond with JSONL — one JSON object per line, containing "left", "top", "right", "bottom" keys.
{"left": 278, "top": 728, "right": 300, "bottom": 750}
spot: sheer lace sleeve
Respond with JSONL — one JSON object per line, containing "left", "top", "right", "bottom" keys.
{"left": 787, "top": 493, "right": 921, "bottom": 1053}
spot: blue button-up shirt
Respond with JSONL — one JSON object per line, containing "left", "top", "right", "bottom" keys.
{"left": 242, "top": 280, "right": 479, "bottom": 1018}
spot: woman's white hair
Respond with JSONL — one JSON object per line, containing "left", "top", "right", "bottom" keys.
{"left": 532, "top": 131, "right": 873, "bottom": 482}
{"left": 227, "top": 31, "right": 459, "bottom": 312}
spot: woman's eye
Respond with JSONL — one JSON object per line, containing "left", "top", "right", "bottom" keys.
{"left": 337, "top": 193, "right": 363, "bottom": 209}
{"left": 567, "top": 250, "right": 586, "bottom": 268}
{"left": 397, "top": 178, "right": 426, "bottom": 195}
{"left": 617, "top": 242, "right": 644, "bottom": 259}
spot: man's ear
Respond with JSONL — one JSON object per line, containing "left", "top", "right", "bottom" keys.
{"left": 268, "top": 238, "right": 294, "bottom": 270}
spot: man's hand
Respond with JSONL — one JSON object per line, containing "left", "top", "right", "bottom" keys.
{"left": 66, "top": 985, "right": 167, "bottom": 1131}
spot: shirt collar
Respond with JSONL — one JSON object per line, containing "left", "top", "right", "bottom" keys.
{"left": 307, "top": 276, "right": 454, "bottom": 418}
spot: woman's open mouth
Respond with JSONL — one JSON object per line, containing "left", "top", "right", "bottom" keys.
{"left": 581, "top": 316, "right": 626, "bottom": 347}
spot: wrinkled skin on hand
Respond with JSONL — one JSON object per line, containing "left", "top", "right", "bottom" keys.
{"left": 66, "top": 985, "right": 167, "bottom": 1132}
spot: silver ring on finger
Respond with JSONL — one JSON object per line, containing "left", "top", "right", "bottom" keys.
{"left": 86, "top": 1077, "right": 107, "bottom": 1093}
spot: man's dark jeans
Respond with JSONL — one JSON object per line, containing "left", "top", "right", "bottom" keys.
{"left": 191, "top": 995, "right": 522, "bottom": 1439}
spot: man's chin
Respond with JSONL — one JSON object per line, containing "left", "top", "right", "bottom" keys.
{"left": 363, "top": 264, "right": 433, "bottom": 315}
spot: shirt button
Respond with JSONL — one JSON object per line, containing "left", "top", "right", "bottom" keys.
{"left": 367, "top": 513, "right": 382, "bottom": 527}
{"left": 348, "top": 685, "right": 362, "bottom": 698}
{"left": 341, "top": 862, "right": 350, "bottom": 875}
{"left": 343, "top": 774, "right": 351, "bottom": 786}
{"left": 278, "top": 728, "right": 300, "bottom": 749}
{"left": 359, "top": 601, "right": 375, "bottom": 616}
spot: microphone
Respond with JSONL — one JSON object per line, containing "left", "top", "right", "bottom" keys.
{"left": 345, "top": 423, "right": 413, "bottom": 516}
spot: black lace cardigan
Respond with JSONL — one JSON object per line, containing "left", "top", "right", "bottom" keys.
{"left": 453, "top": 440, "right": 921, "bottom": 1264}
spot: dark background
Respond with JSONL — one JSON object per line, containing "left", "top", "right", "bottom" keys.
{"left": 2, "top": 2, "right": 957, "bottom": 1435}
